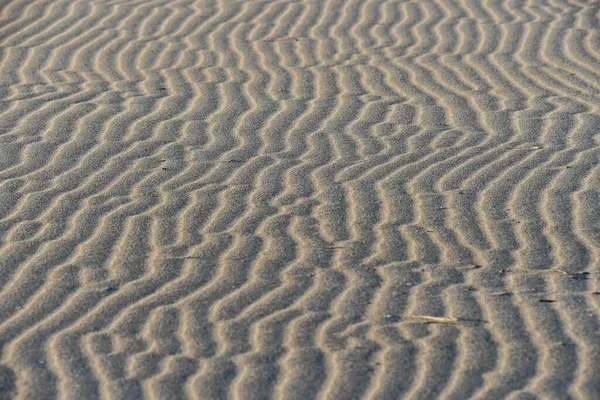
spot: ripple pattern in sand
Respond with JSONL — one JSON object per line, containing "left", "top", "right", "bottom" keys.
{"left": 1, "top": 0, "right": 600, "bottom": 398}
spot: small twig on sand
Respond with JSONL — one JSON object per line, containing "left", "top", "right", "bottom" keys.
{"left": 555, "top": 270, "right": 590, "bottom": 280}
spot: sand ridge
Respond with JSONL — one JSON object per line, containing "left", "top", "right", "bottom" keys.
{"left": 1, "top": 0, "right": 600, "bottom": 398}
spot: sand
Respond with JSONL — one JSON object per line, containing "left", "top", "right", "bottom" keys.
{"left": 0, "top": 0, "right": 599, "bottom": 398}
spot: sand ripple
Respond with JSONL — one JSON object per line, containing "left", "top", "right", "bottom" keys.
{"left": 1, "top": 0, "right": 600, "bottom": 398}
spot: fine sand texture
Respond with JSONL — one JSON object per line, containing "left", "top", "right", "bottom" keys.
{"left": 1, "top": 0, "right": 600, "bottom": 398}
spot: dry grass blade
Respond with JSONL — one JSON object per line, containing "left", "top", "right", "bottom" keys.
{"left": 409, "top": 315, "right": 459, "bottom": 324}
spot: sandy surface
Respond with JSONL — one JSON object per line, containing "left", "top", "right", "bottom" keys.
{"left": 1, "top": 0, "right": 600, "bottom": 398}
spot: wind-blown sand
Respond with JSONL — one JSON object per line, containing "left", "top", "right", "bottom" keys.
{"left": 1, "top": 0, "right": 600, "bottom": 398}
